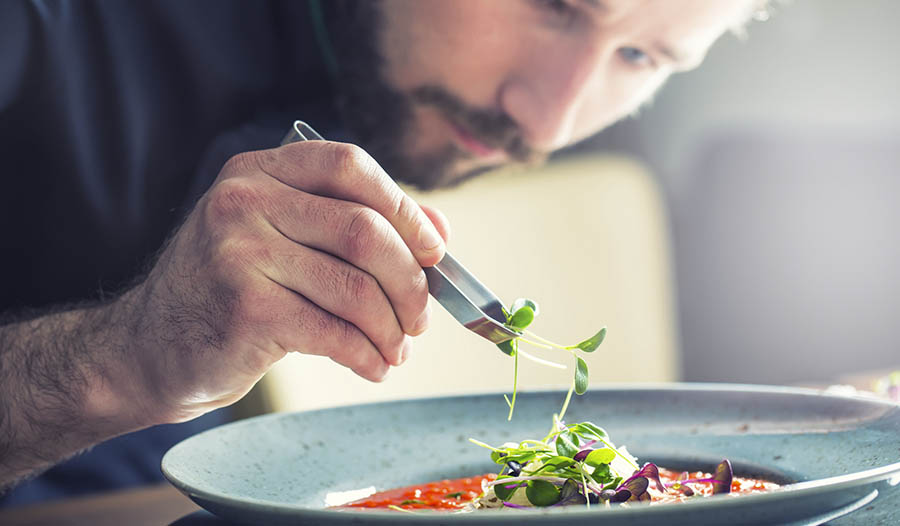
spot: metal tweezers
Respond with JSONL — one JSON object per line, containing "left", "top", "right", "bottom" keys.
{"left": 281, "top": 120, "right": 520, "bottom": 344}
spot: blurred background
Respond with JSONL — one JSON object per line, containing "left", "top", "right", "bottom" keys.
{"left": 573, "top": 0, "right": 900, "bottom": 384}
{"left": 264, "top": 0, "right": 900, "bottom": 411}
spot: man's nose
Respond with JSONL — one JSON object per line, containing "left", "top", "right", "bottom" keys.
{"left": 499, "top": 40, "right": 609, "bottom": 152}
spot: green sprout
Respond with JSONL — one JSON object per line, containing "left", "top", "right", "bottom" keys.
{"left": 497, "top": 298, "right": 607, "bottom": 420}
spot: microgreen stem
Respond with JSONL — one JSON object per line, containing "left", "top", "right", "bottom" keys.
{"left": 507, "top": 345, "right": 519, "bottom": 421}
{"left": 516, "top": 347, "right": 567, "bottom": 369}
{"left": 558, "top": 380, "right": 576, "bottom": 424}
{"left": 514, "top": 337, "right": 555, "bottom": 350}
{"left": 522, "top": 330, "right": 570, "bottom": 350}
{"left": 580, "top": 470, "right": 591, "bottom": 509}
{"left": 519, "top": 440, "right": 553, "bottom": 449}
{"left": 468, "top": 438, "right": 501, "bottom": 452}
{"left": 557, "top": 352, "right": 580, "bottom": 422}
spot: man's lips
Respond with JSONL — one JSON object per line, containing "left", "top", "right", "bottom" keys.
{"left": 448, "top": 122, "right": 505, "bottom": 160}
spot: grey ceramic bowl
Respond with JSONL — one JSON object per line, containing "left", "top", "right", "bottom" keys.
{"left": 162, "top": 384, "right": 900, "bottom": 525}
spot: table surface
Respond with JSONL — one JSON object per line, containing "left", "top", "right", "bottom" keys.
{"left": 2, "top": 373, "right": 897, "bottom": 526}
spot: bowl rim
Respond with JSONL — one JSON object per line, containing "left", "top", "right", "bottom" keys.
{"left": 162, "top": 382, "right": 900, "bottom": 521}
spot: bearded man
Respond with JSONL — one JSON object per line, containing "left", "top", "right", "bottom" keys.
{"left": 0, "top": 0, "right": 765, "bottom": 505}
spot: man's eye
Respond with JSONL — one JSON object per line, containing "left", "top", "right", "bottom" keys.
{"left": 618, "top": 47, "right": 652, "bottom": 67}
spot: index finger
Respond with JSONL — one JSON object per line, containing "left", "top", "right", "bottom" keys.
{"left": 253, "top": 141, "right": 447, "bottom": 267}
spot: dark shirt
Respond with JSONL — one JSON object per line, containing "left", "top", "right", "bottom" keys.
{"left": 0, "top": 0, "right": 339, "bottom": 506}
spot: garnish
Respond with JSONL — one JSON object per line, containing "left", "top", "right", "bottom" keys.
{"left": 498, "top": 298, "right": 607, "bottom": 420}
{"left": 468, "top": 418, "right": 744, "bottom": 510}
{"left": 469, "top": 417, "right": 641, "bottom": 508}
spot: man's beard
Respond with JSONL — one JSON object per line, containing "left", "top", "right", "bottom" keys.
{"left": 328, "top": 1, "right": 546, "bottom": 190}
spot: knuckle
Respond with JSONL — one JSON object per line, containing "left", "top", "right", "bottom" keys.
{"left": 205, "top": 177, "right": 261, "bottom": 223}
{"left": 342, "top": 208, "right": 386, "bottom": 261}
{"left": 329, "top": 142, "right": 372, "bottom": 176}
{"left": 220, "top": 151, "right": 258, "bottom": 178}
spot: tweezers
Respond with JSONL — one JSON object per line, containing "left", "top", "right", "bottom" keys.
{"left": 280, "top": 120, "right": 520, "bottom": 344}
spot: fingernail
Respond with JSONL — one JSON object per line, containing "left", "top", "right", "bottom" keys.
{"left": 419, "top": 224, "right": 443, "bottom": 252}
{"left": 399, "top": 337, "right": 414, "bottom": 364}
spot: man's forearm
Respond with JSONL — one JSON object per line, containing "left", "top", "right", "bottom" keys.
{"left": 0, "top": 298, "right": 150, "bottom": 491}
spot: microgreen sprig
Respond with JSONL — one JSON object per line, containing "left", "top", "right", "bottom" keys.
{"left": 468, "top": 418, "right": 643, "bottom": 508}
{"left": 498, "top": 298, "right": 607, "bottom": 420}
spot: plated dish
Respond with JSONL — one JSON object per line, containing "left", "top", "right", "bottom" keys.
{"left": 162, "top": 385, "right": 900, "bottom": 525}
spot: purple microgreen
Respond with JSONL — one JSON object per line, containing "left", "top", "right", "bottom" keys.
{"left": 616, "top": 476, "right": 651, "bottom": 502}
{"left": 558, "top": 479, "right": 582, "bottom": 502}
{"left": 623, "top": 476, "right": 649, "bottom": 497}
{"left": 506, "top": 460, "right": 523, "bottom": 476}
{"left": 600, "top": 489, "right": 618, "bottom": 501}
{"left": 501, "top": 501, "right": 529, "bottom": 509}
{"left": 526, "top": 480, "right": 561, "bottom": 507}
{"left": 573, "top": 449, "right": 591, "bottom": 462}
{"left": 712, "top": 459, "right": 734, "bottom": 494}
{"left": 629, "top": 463, "right": 668, "bottom": 493}
{"left": 610, "top": 489, "right": 632, "bottom": 503}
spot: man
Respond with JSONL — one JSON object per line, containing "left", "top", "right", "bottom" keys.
{"left": 0, "top": 0, "right": 764, "bottom": 504}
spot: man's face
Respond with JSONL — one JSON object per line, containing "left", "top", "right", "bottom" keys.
{"left": 334, "top": 0, "right": 759, "bottom": 189}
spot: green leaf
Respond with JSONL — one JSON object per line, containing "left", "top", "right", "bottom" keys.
{"left": 400, "top": 499, "right": 426, "bottom": 505}
{"left": 584, "top": 447, "right": 617, "bottom": 467}
{"left": 574, "top": 357, "right": 589, "bottom": 395}
{"left": 445, "top": 492, "right": 463, "bottom": 499}
{"left": 510, "top": 298, "right": 540, "bottom": 317}
{"left": 493, "top": 476, "right": 522, "bottom": 501}
{"left": 572, "top": 422, "right": 608, "bottom": 441}
{"left": 525, "top": 480, "right": 560, "bottom": 507}
{"left": 555, "top": 432, "right": 579, "bottom": 458}
{"left": 590, "top": 463, "right": 613, "bottom": 484}
{"left": 497, "top": 340, "right": 516, "bottom": 356}
{"left": 508, "top": 305, "right": 535, "bottom": 330}
{"left": 540, "top": 455, "right": 576, "bottom": 472}
{"left": 573, "top": 327, "right": 607, "bottom": 352}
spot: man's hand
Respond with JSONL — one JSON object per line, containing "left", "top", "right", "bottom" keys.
{"left": 0, "top": 141, "right": 449, "bottom": 488}
{"left": 121, "top": 140, "right": 449, "bottom": 423}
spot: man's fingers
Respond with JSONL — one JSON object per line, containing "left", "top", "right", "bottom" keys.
{"left": 252, "top": 227, "right": 408, "bottom": 366}
{"left": 419, "top": 204, "right": 451, "bottom": 247}
{"left": 247, "top": 173, "right": 431, "bottom": 336}
{"left": 252, "top": 141, "right": 447, "bottom": 267}
{"left": 263, "top": 285, "right": 391, "bottom": 382}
